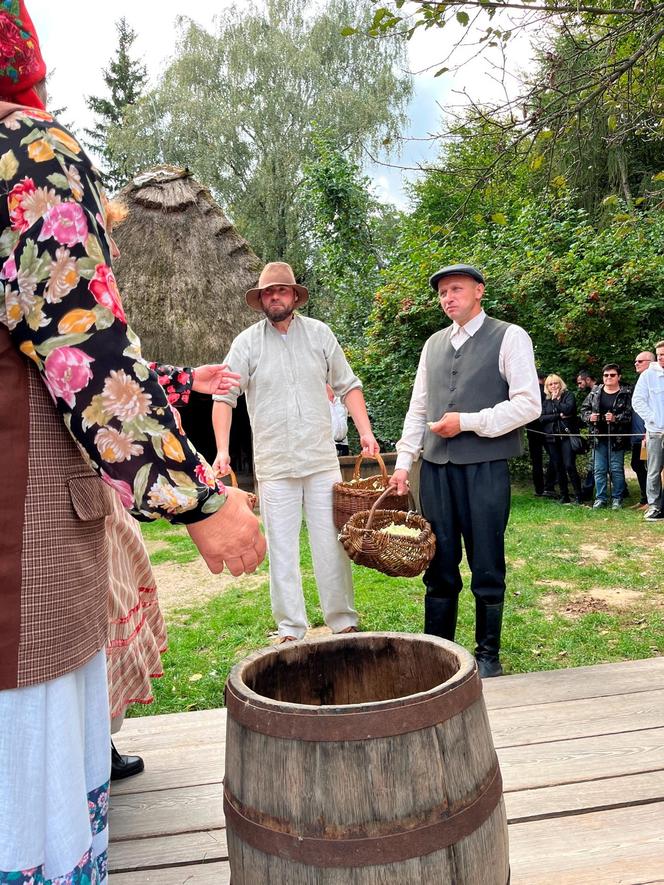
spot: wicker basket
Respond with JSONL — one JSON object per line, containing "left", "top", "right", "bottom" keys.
{"left": 338, "top": 487, "right": 436, "bottom": 578}
{"left": 332, "top": 453, "right": 410, "bottom": 531}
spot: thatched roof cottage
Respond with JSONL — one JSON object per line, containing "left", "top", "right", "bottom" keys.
{"left": 114, "top": 167, "right": 261, "bottom": 481}
{"left": 114, "top": 165, "right": 260, "bottom": 365}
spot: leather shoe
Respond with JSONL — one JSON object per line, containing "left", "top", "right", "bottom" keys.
{"left": 111, "top": 741, "right": 144, "bottom": 781}
{"left": 476, "top": 656, "right": 503, "bottom": 678}
{"left": 474, "top": 601, "right": 504, "bottom": 678}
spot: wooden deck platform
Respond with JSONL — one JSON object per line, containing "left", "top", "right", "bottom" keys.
{"left": 109, "top": 656, "right": 664, "bottom": 884}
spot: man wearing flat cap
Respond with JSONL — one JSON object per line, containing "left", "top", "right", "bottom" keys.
{"left": 390, "top": 264, "right": 540, "bottom": 676}
{"left": 213, "top": 261, "right": 379, "bottom": 642}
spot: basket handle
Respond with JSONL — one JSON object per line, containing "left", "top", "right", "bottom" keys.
{"left": 217, "top": 466, "right": 239, "bottom": 488}
{"left": 365, "top": 485, "right": 417, "bottom": 531}
{"left": 352, "top": 452, "right": 388, "bottom": 483}
{"left": 365, "top": 486, "right": 394, "bottom": 530}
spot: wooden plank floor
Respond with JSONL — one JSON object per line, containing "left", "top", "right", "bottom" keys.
{"left": 109, "top": 656, "right": 664, "bottom": 884}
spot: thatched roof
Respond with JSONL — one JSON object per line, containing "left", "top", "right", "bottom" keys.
{"left": 114, "top": 166, "right": 261, "bottom": 366}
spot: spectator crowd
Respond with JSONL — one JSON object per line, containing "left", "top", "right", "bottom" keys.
{"left": 526, "top": 343, "right": 664, "bottom": 521}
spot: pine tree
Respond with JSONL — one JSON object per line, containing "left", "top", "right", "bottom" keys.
{"left": 84, "top": 17, "right": 147, "bottom": 191}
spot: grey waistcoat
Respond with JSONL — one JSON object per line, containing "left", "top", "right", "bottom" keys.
{"left": 422, "top": 316, "right": 523, "bottom": 465}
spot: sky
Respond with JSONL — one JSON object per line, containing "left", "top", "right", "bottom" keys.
{"left": 30, "top": 1, "right": 533, "bottom": 209}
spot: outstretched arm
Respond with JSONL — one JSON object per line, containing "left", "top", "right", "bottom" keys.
{"left": 148, "top": 362, "right": 241, "bottom": 406}
{"left": 0, "top": 109, "right": 264, "bottom": 573}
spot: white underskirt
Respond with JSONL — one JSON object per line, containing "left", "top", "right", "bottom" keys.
{"left": 0, "top": 650, "right": 110, "bottom": 882}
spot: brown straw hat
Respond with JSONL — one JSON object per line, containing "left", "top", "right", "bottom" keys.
{"left": 245, "top": 262, "right": 309, "bottom": 311}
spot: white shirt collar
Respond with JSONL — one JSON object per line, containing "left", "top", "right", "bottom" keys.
{"left": 452, "top": 309, "right": 486, "bottom": 337}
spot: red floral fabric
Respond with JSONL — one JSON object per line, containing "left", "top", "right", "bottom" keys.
{"left": 0, "top": 1, "right": 46, "bottom": 107}
{"left": 0, "top": 107, "right": 225, "bottom": 522}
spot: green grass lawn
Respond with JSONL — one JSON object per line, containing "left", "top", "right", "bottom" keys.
{"left": 135, "top": 485, "right": 663, "bottom": 716}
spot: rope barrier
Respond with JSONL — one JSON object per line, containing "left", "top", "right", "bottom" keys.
{"left": 525, "top": 427, "right": 641, "bottom": 440}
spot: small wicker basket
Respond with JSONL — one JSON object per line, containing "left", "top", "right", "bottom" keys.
{"left": 332, "top": 453, "right": 410, "bottom": 531}
{"left": 338, "top": 487, "right": 436, "bottom": 578}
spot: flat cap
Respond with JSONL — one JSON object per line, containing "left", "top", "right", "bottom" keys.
{"left": 429, "top": 264, "right": 485, "bottom": 291}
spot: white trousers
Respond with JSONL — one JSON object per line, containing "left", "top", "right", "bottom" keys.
{"left": 259, "top": 468, "right": 357, "bottom": 639}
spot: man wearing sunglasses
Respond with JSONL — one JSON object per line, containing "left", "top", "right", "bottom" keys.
{"left": 630, "top": 351, "right": 654, "bottom": 509}
{"left": 580, "top": 364, "right": 632, "bottom": 509}
{"left": 632, "top": 343, "right": 664, "bottom": 522}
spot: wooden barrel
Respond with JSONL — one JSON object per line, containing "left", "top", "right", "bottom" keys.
{"left": 224, "top": 632, "right": 509, "bottom": 884}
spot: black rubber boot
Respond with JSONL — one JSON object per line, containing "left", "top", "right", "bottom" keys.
{"left": 424, "top": 595, "right": 458, "bottom": 641}
{"left": 111, "top": 740, "right": 145, "bottom": 781}
{"left": 474, "top": 601, "right": 504, "bottom": 678}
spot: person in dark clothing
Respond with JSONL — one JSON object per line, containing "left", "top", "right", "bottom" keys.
{"left": 576, "top": 369, "right": 598, "bottom": 500}
{"left": 389, "top": 264, "right": 541, "bottom": 679}
{"left": 527, "top": 372, "right": 557, "bottom": 497}
{"left": 576, "top": 370, "right": 597, "bottom": 392}
{"left": 580, "top": 364, "right": 632, "bottom": 509}
{"left": 540, "top": 375, "right": 583, "bottom": 504}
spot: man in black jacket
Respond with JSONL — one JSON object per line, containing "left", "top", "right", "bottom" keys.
{"left": 580, "top": 364, "right": 632, "bottom": 510}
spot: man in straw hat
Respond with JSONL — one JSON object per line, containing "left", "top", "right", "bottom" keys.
{"left": 213, "top": 261, "right": 379, "bottom": 641}
{"left": 389, "top": 264, "right": 540, "bottom": 677}
{"left": 0, "top": 3, "right": 265, "bottom": 879}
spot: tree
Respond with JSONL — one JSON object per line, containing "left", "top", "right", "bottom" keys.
{"left": 300, "top": 130, "right": 385, "bottom": 350}
{"left": 84, "top": 17, "right": 147, "bottom": 191}
{"left": 357, "top": 112, "right": 664, "bottom": 443}
{"left": 105, "top": 0, "right": 411, "bottom": 270}
{"left": 355, "top": 1, "right": 664, "bottom": 209}
{"left": 524, "top": 30, "right": 664, "bottom": 214}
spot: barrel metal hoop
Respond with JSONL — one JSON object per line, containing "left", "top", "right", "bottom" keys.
{"left": 224, "top": 762, "right": 503, "bottom": 868}
{"left": 225, "top": 667, "right": 482, "bottom": 742}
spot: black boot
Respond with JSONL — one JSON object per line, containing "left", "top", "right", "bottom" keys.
{"left": 111, "top": 740, "right": 145, "bottom": 781}
{"left": 424, "top": 595, "right": 458, "bottom": 640}
{"left": 474, "top": 601, "right": 504, "bottom": 678}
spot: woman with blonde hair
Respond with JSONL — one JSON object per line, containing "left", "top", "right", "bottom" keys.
{"left": 541, "top": 374, "right": 583, "bottom": 504}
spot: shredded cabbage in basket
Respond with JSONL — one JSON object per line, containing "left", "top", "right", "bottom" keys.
{"left": 379, "top": 523, "right": 420, "bottom": 538}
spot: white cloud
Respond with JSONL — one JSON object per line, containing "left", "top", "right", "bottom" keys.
{"left": 31, "top": 1, "right": 224, "bottom": 135}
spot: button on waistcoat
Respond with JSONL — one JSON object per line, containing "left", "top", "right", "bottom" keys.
{"left": 422, "top": 316, "right": 523, "bottom": 465}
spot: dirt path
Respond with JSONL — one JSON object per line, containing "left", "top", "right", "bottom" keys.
{"left": 151, "top": 559, "right": 266, "bottom": 615}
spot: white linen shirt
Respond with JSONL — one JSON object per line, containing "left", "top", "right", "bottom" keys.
{"left": 395, "top": 310, "right": 541, "bottom": 471}
{"left": 215, "top": 314, "right": 362, "bottom": 481}
{"left": 632, "top": 361, "right": 664, "bottom": 434}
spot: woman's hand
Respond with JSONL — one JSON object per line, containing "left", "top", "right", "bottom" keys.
{"left": 192, "top": 364, "right": 241, "bottom": 397}
{"left": 187, "top": 487, "right": 266, "bottom": 576}
{"left": 389, "top": 468, "right": 410, "bottom": 497}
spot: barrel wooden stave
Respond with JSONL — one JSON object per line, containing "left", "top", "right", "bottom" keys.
{"left": 227, "top": 828, "right": 504, "bottom": 884}
{"left": 226, "top": 699, "right": 496, "bottom": 834}
{"left": 224, "top": 634, "right": 509, "bottom": 884}
{"left": 226, "top": 806, "right": 509, "bottom": 885}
